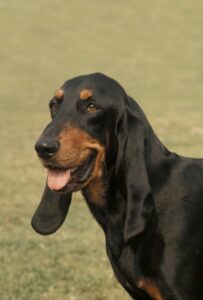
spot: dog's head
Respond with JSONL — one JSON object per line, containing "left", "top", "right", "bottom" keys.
{"left": 32, "top": 73, "right": 153, "bottom": 241}
{"left": 32, "top": 73, "right": 129, "bottom": 235}
{"left": 35, "top": 73, "right": 127, "bottom": 193}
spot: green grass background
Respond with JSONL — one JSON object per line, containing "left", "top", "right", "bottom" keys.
{"left": 0, "top": 1, "right": 202, "bottom": 299}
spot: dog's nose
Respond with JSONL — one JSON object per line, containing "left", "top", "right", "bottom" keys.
{"left": 35, "top": 137, "right": 59, "bottom": 159}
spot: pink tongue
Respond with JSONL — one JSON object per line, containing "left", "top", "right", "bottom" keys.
{"left": 47, "top": 169, "right": 71, "bottom": 191}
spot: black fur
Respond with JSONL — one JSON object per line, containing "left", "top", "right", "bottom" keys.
{"left": 32, "top": 73, "right": 203, "bottom": 299}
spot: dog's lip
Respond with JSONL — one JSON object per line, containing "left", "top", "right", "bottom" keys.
{"left": 70, "top": 153, "right": 96, "bottom": 181}
{"left": 44, "top": 163, "right": 76, "bottom": 171}
{"left": 44, "top": 152, "right": 97, "bottom": 192}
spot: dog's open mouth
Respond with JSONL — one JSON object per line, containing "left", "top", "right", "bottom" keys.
{"left": 46, "top": 153, "right": 96, "bottom": 193}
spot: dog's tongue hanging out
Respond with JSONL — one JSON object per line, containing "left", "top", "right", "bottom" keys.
{"left": 47, "top": 169, "right": 71, "bottom": 191}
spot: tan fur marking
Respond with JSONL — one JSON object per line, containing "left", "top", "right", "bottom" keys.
{"left": 137, "top": 278, "right": 163, "bottom": 300}
{"left": 54, "top": 89, "right": 64, "bottom": 99}
{"left": 48, "top": 126, "right": 105, "bottom": 195}
{"left": 86, "top": 176, "right": 105, "bottom": 205}
{"left": 80, "top": 89, "right": 93, "bottom": 100}
{"left": 55, "top": 127, "right": 91, "bottom": 168}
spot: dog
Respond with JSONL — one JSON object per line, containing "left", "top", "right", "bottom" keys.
{"left": 32, "top": 73, "right": 203, "bottom": 299}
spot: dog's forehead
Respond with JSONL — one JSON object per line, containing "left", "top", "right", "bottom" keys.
{"left": 58, "top": 73, "right": 125, "bottom": 100}
{"left": 52, "top": 74, "right": 128, "bottom": 115}
{"left": 64, "top": 75, "right": 108, "bottom": 93}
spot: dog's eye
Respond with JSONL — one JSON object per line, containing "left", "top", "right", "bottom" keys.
{"left": 86, "top": 103, "right": 99, "bottom": 112}
{"left": 49, "top": 100, "right": 59, "bottom": 118}
{"left": 49, "top": 99, "right": 58, "bottom": 110}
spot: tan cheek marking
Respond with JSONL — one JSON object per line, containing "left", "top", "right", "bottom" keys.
{"left": 137, "top": 278, "right": 163, "bottom": 300}
{"left": 54, "top": 89, "right": 64, "bottom": 99}
{"left": 51, "top": 126, "right": 105, "bottom": 196}
{"left": 51, "top": 125, "right": 106, "bottom": 204}
{"left": 83, "top": 142, "right": 105, "bottom": 205}
{"left": 86, "top": 176, "right": 105, "bottom": 206}
{"left": 80, "top": 89, "right": 93, "bottom": 100}
{"left": 54, "top": 127, "right": 92, "bottom": 167}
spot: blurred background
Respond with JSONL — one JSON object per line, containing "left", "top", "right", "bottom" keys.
{"left": 0, "top": 1, "right": 202, "bottom": 299}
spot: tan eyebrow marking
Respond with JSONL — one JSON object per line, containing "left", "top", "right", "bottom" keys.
{"left": 54, "top": 89, "right": 64, "bottom": 99}
{"left": 80, "top": 89, "right": 93, "bottom": 100}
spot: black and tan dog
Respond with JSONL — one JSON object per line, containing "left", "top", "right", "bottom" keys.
{"left": 32, "top": 73, "right": 203, "bottom": 300}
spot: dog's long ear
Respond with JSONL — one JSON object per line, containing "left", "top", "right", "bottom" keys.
{"left": 117, "top": 100, "right": 153, "bottom": 243}
{"left": 31, "top": 184, "right": 72, "bottom": 235}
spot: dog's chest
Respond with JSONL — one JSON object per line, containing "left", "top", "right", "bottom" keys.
{"left": 106, "top": 232, "right": 164, "bottom": 300}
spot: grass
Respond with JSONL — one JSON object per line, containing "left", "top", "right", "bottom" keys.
{"left": 0, "top": 0, "right": 202, "bottom": 299}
